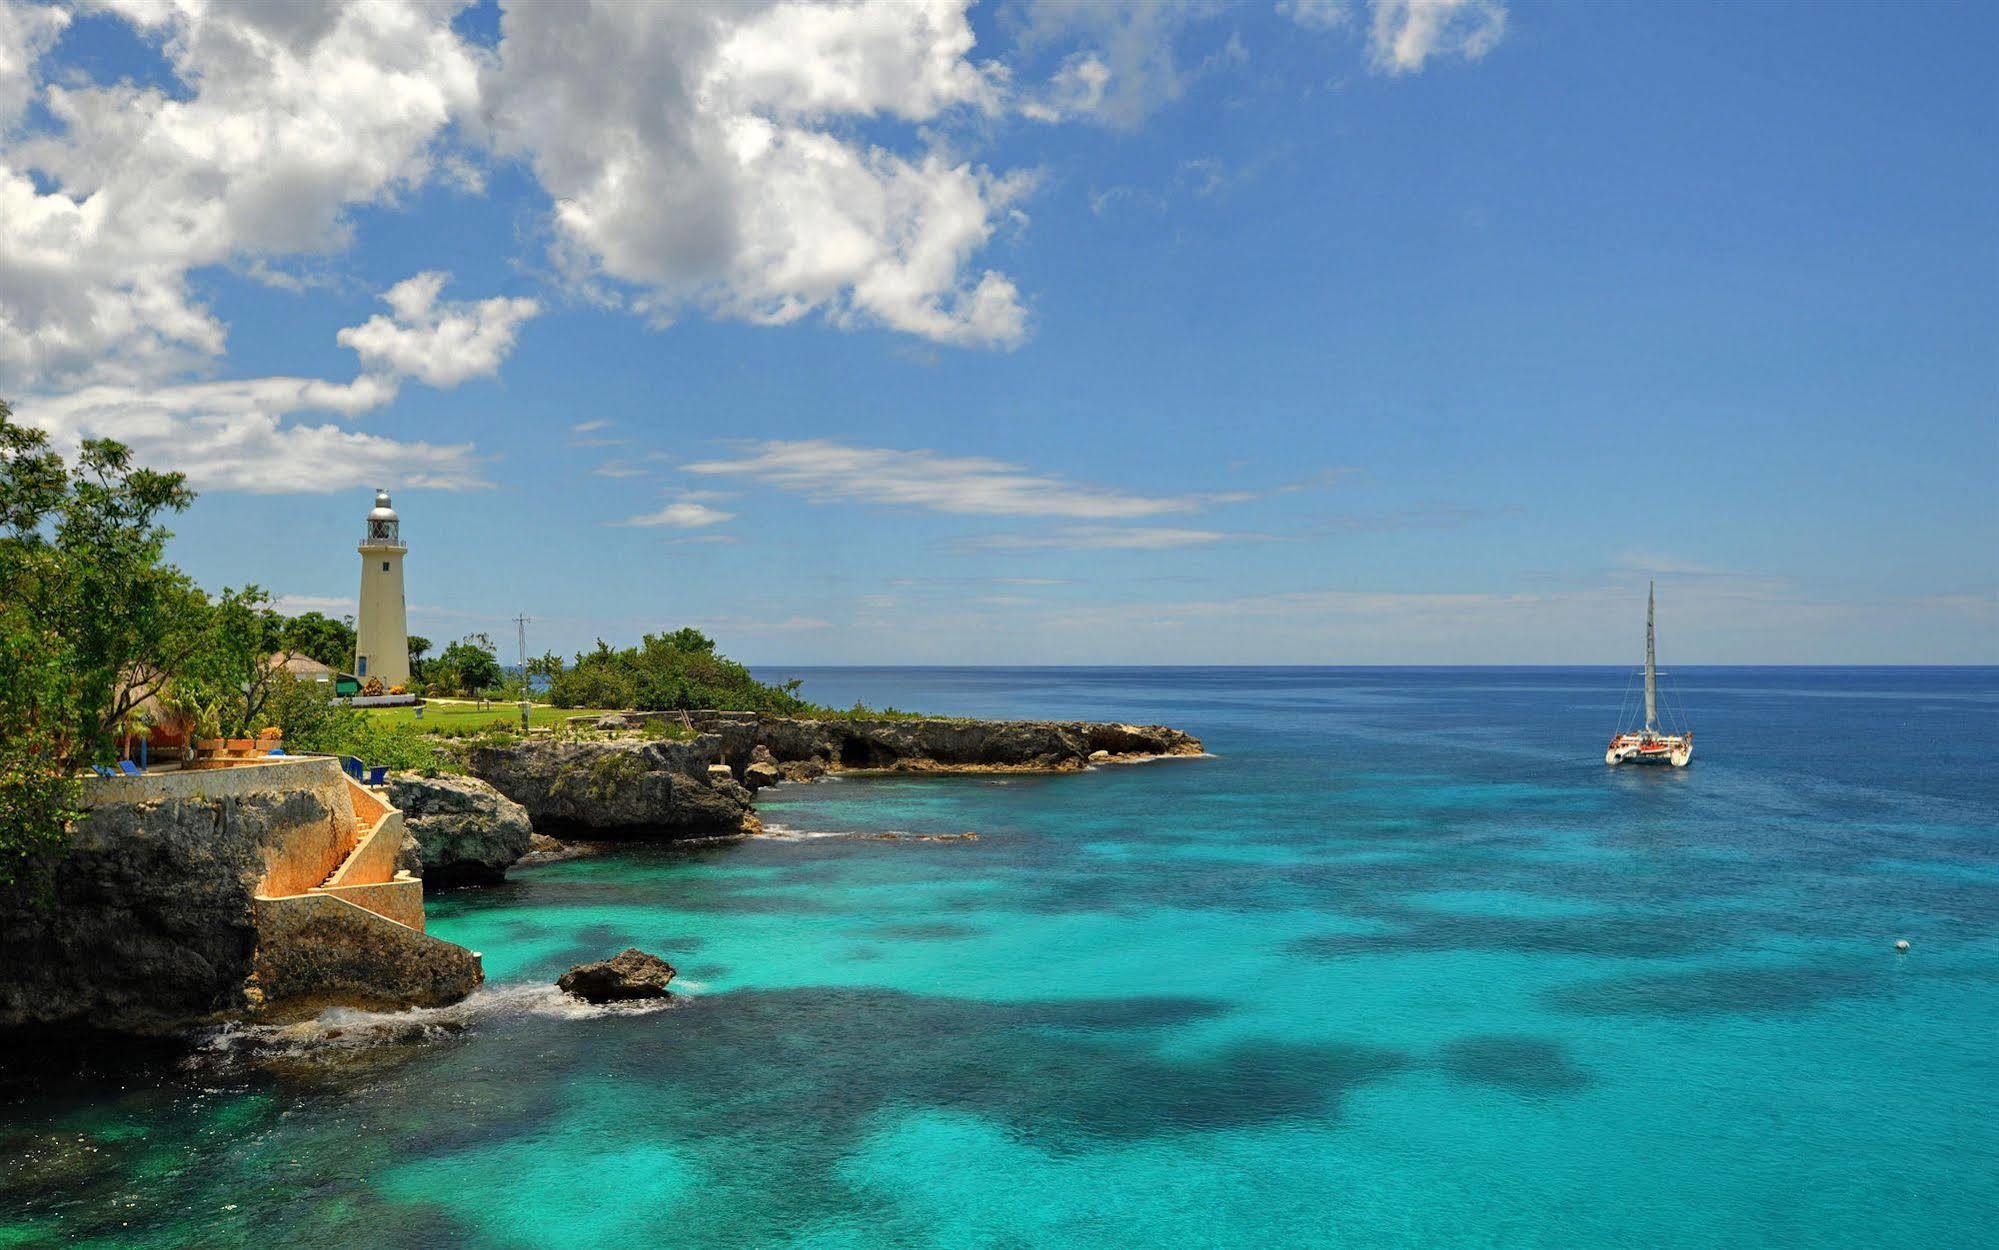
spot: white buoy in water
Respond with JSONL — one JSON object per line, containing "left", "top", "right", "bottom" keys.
{"left": 1894, "top": 939, "right": 1910, "bottom": 953}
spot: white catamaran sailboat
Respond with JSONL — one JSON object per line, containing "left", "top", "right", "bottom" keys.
{"left": 1606, "top": 581, "right": 1693, "bottom": 767}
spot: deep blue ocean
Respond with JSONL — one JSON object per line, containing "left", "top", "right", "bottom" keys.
{"left": 4, "top": 667, "right": 1996, "bottom": 1248}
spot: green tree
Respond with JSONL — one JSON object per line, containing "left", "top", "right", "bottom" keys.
{"left": 407, "top": 634, "right": 432, "bottom": 681}
{"left": 436, "top": 633, "right": 503, "bottom": 696}
{"left": 180, "top": 586, "right": 287, "bottom": 737}
{"left": 278, "top": 611, "right": 357, "bottom": 670}
{"left": 0, "top": 402, "right": 201, "bottom": 881}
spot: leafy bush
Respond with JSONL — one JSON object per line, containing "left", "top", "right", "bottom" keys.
{"left": 800, "top": 701, "right": 930, "bottom": 722}
{"left": 548, "top": 628, "right": 813, "bottom": 714}
{"left": 282, "top": 701, "right": 454, "bottom": 774}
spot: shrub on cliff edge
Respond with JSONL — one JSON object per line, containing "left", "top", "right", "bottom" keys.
{"left": 547, "top": 628, "right": 812, "bottom": 715}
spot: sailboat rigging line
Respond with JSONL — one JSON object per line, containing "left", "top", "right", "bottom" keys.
{"left": 1614, "top": 663, "right": 1639, "bottom": 736}
{"left": 1661, "top": 666, "right": 1692, "bottom": 735}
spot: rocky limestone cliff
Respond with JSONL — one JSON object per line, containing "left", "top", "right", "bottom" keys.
{"left": 0, "top": 788, "right": 321, "bottom": 1036}
{"left": 0, "top": 763, "right": 483, "bottom": 1040}
{"left": 388, "top": 773, "right": 534, "bottom": 886}
{"left": 687, "top": 713, "right": 1204, "bottom": 777}
{"left": 459, "top": 716, "right": 1200, "bottom": 840}
{"left": 463, "top": 737, "right": 759, "bottom": 837}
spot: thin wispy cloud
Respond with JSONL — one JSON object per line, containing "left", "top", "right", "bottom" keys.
{"left": 570, "top": 418, "right": 630, "bottom": 448}
{"left": 612, "top": 500, "right": 736, "bottom": 529}
{"left": 694, "top": 615, "right": 832, "bottom": 634}
{"left": 967, "top": 526, "right": 1261, "bottom": 551}
{"left": 887, "top": 575, "right": 1077, "bottom": 593}
{"left": 1366, "top": 0, "right": 1508, "bottom": 74}
{"left": 18, "top": 376, "right": 490, "bottom": 494}
{"left": 665, "top": 534, "right": 742, "bottom": 546}
{"left": 1310, "top": 504, "right": 1521, "bottom": 535}
{"left": 684, "top": 439, "right": 1221, "bottom": 520}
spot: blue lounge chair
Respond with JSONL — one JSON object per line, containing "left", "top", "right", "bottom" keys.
{"left": 365, "top": 765, "right": 389, "bottom": 786}
{"left": 92, "top": 764, "right": 117, "bottom": 778}
{"left": 117, "top": 760, "right": 143, "bottom": 777}
{"left": 342, "top": 756, "right": 364, "bottom": 780}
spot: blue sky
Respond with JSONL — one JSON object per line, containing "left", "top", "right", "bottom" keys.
{"left": 3, "top": 0, "right": 1993, "bottom": 663}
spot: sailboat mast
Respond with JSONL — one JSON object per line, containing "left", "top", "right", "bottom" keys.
{"left": 1644, "top": 580, "right": 1658, "bottom": 733}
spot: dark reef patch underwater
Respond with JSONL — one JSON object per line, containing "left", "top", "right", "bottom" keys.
{"left": 3, "top": 667, "right": 1995, "bottom": 1248}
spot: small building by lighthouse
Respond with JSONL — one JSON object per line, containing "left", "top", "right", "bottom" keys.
{"left": 354, "top": 489, "right": 410, "bottom": 687}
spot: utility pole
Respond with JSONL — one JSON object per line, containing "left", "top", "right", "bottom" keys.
{"left": 514, "top": 612, "right": 532, "bottom": 735}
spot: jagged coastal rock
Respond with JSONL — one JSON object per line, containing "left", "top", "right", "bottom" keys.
{"left": 461, "top": 717, "right": 1201, "bottom": 838}
{"left": 558, "top": 949, "right": 676, "bottom": 1002}
{"left": 464, "top": 737, "right": 760, "bottom": 836}
{"left": 387, "top": 773, "right": 535, "bottom": 886}
{"left": 688, "top": 713, "right": 1204, "bottom": 776}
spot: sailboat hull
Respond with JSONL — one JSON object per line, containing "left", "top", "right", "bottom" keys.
{"left": 1606, "top": 736, "right": 1692, "bottom": 767}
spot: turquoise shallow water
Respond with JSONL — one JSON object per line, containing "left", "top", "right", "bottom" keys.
{"left": 4, "top": 667, "right": 1997, "bottom": 1248}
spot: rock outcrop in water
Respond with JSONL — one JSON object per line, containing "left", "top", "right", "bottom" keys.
{"left": 459, "top": 717, "right": 1201, "bottom": 838}
{"left": 688, "top": 713, "right": 1204, "bottom": 777}
{"left": 559, "top": 949, "right": 676, "bottom": 1002}
{"left": 463, "top": 737, "right": 759, "bottom": 836}
{"left": 387, "top": 773, "right": 534, "bottom": 886}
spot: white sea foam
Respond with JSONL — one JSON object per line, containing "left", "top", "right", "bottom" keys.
{"left": 191, "top": 983, "right": 683, "bottom": 1068}
{"left": 1086, "top": 751, "right": 1218, "bottom": 768}
{"left": 760, "top": 823, "right": 911, "bottom": 841}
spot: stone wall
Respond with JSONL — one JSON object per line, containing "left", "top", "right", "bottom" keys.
{"left": 314, "top": 880, "right": 427, "bottom": 931}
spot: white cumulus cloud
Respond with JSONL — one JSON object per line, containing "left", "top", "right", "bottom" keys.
{"left": 485, "top": 0, "right": 1032, "bottom": 349}
{"left": 0, "top": 0, "right": 65, "bottom": 132}
{"left": 9, "top": 268, "right": 536, "bottom": 494}
{"left": 337, "top": 272, "right": 540, "bottom": 388}
{"left": 0, "top": 0, "right": 482, "bottom": 390}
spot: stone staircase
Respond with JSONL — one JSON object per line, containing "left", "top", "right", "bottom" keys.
{"left": 319, "top": 826, "right": 366, "bottom": 889}
{"left": 292, "top": 775, "right": 426, "bottom": 928}
{"left": 246, "top": 761, "right": 481, "bottom": 1011}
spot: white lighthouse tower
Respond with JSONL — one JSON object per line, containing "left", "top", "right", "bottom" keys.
{"left": 354, "top": 489, "right": 410, "bottom": 687}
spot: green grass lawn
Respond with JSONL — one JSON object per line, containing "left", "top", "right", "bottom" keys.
{"left": 360, "top": 701, "right": 628, "bottom": 736}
